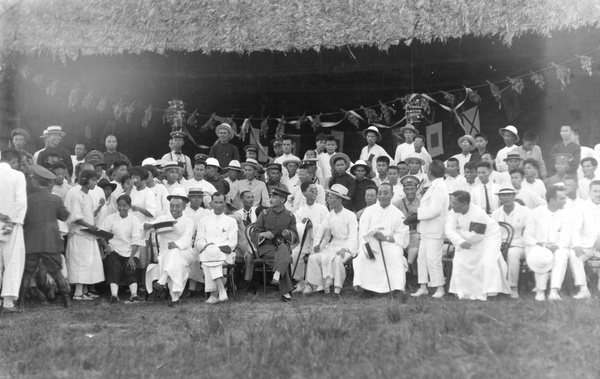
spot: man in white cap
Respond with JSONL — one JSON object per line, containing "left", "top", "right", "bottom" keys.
{"left": 0, "top": 149, "right": 28, "bottom": 311}
{"left": 209, "top": 123, "right": 240, "bottom": 168}
{"left": 36, "top": 126, "right": 73, "bottom": 178}
{"left": 353, "top": 183, "right": 410, "bottom": 297}
{"left": 445, "top": 190, "right": 511, "bottom": 300}
{"left": 227, "top": 159, "right": 270, "bottom": 209}
{"left": 491, "top": 186, "right": 530, "bottom": 298}
{"left": 359, "top": 126, "right": 392, "bottom": 165}
{"left": 144, "top": 188, "right": 196, "bottom": 307}
{"left": 525, "top": 186, "right": 590, "bottom": 300}
{"left": 447, "top": 135, "right": 476, "bottom": 174}
{"left": 549, "top": 125, "right": 581, "bottom": 176}
{"left": 394, "top": 124, "right": 428, "bottom": 165}
{"left": 161, "top": 131, "right": 193, "bottom": 180}
{"left": 304, "top": 184, "right": 357, "bottom": 298}
{"left": 194, "top": 192, "right": 238, "bottom": 304}
{"left": 495, "top": 125, "right": 520, "bottom": 173}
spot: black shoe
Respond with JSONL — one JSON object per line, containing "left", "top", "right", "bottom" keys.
{"left": 168, "top": 300, "right": 179, "bottom": 307}
{"left": 332, "top": 293, "right": 341, "bottom": 299}
{"left": 62, "top": 294, "right": 72, "bottom": 308}
{"left": 360, "top": 290, "right": 374, "bottom": 299}
{"left": 280, "top": 295, "right": 293, "bottom": 303}
{"left": 153, "top": 281, "right": 165, "bottom": 291}
{"left": 110, "top": 295, "right": 119, "bottom": 304}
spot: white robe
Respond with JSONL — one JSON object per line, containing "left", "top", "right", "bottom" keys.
{"left": 353, "top": 203, "right": 409, "bottom": 293}
{"left": 445, "top": 205, "right": 510, "bottom": 300}
{"left": 0, "top": 162, "right": 27, "bottom": 298}
{"left": 291, "top": 203, "right": 329, "bottom": 280}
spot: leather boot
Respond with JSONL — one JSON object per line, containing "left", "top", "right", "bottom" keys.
{"left": 52, "top": 272, "right": 72, "bottom": 308}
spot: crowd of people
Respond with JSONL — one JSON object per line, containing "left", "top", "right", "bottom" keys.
{"left": 1, "top": 121, "right": 600, "bottom": 311}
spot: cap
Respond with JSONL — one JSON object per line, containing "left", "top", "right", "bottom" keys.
{"left": 30, "top": 164, "right": 56, "bottom": 181}
{"left": 11, "top": 128, "right": 30, "bottom": 140}
{"left": 400, "top": 175, "right": 420, "bottom": 187}
{"left": 244, "top": 144, "right": 259, "bottom": 153}
{"left": 271, "top": 186, "right": 291, "bottom": 199}
{"left": 265, "top": 163, "right": 283, "bottom": 172}
{"left": 241, "top": 158, "right": 259, "bottom": 171}
{"left": 271, "top": 138, "right": 283, "bottom": 146}
{"left": 170, "top": 131, "right": 186, "bottom": 139}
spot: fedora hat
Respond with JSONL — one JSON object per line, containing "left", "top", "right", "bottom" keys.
{"left": 499, "top": 125, "right": 520, "bottom": 143}
{"left": 350, "top": 160, "right": 372, "bottom": 176}
{"left": 167, "top": 187, "right": 189, "bottom": 203}
{"left": 326, "top": 184, "right": 351, "bottom": 200}
{"left": 11, "top": 128, "right": 29, "bottom": 140}
{"left": 97, "top": 178, "right": 117, "bottom": 191}
{"left": 215, "top": 123, "right": 234, "bottom": 140}
{"left": 404, "top": 153, "right": 425, "bottom": 166}
{"left": 329, "top": 152, "right": 351, "bottom": 170}
{"left": 362, "top": 126, "right": 382, "bottom": 142}
{"left": 226, "top": 160, "right": 242, "bottom": 172}
{"left": 526, "top": 245, "right": 554, "bottom": 274}
{"left": 241, "top": 158, "right": 259, "bottom": 171}
{"left": 457, "top": 135, "right": 476, "bottom": 151}
{"left": 271, "top": 187, "right": 291, "bottom": 199}
{"left": 200, "top": 244, "right": 227, "bottom": 267}
{"left": 399, "top": 124, "right": 418, "bottom": 135}
{"left": 205, "top": 157, "right": 223, "bottom": 172}
{"left": 503, "top": 153, "right": 524, "bottom": 162}
{"left": 46, "top": 125, "right": 66, "bottom": 137}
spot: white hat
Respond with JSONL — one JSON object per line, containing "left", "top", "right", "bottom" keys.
{"left": 326, "top": 184, "right": 351, "bottom": 200}
{"left": 404, "top": 153, "right": 425, "bottom": 166}
{"left": 362, "top": 126, "right": 382, "bottom": 142}
{"left": 141, "top": 157, "right": 157, "bottom": 166}
{"left": 167, "top": 187, "right": 189, "bottom": 203}
{"left": 495, "top": 186, "right": 518, "bottom": 196}
{"left": 151, "top": 219, "right": 177, "bottom": 234}
{"left": 46, "top": 125, "right": 66, "bottom": 136}
{"left": 226, "top": 160, "right": 242, "bottom": 171}
{"left": 499, "top": 125, "right": 520, "bottom": 143}
{"left": 200, "top": 244, "right": 227, "bottom": 267}
{"left": 205, "top": 157, "right": 222, "bottom": 172}
{"left": 162, "top": 162, "right": 180, "bottom": 171}
{"left": 526, "top": 245, "right": 554, "bottom": 274}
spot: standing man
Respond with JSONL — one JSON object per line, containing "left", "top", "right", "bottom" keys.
{"left": 353, "top": 183, "right": 410, "bottom": 297}
{"left": 304, "top": 184, "right": 358, "bottom": 298}
{"left": 447, "top": 135, "right": 476, "bottom": 174}
{"left": 495, "top": 125, "right": 519, "bottom": 173}
{"left": 491, "top": 187, "right": 530, "bottom": 298}
{"left": 162, "top": 131, "right": 194, "bottom": 180}
{"left": 445, "top": 191, "right": 511, "bottom": 300}
{"left": 394, "top": 124, "right": 427, "bottom": 164}
{"left": 71, "top": 142, "right": 87, "bottom": 182}
{"left": 274, "top": 135, "right": 300, "bottom": 166}
{"left": 103, "top": 135, "right": 132, "bottom": 169}
{"left": 359, "top": 126, "right": 392, "bottom": 165}
{"left": 209, "top": 123, "right": 240, "bottom": 168}
{"left": 0, "top": 149, "right": 27, "bottom": 311}
{"left": 227, "top": 159, "right": 270, "bottom": 209}
{"left": 470, "top": 161, "right": 501, "bottom": 214}
{"left": 469, "top": 133, "right": 490, "bottom": 163}
{"left": 549, "top": 125, "right": 581, "bottom": 176}
{"left": 410, "top": 160, "right": 448, "bottom": 298}
{"left": 36, "top": 126, "right": 73, "bottom": 178}
{"left": 251, "top": 187, "right": 299, "bottom": 302}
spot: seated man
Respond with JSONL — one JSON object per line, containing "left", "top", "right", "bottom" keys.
{"left": 510, "top": 168, "right": 546, "bottom": 209}
{"left": 491, "top": 187, "right": 530, "bottom": 298}
{"left": 144, "top": 188, "right": 195, "bottom": 307}
{"left": 574, "top": 180, "right": 600, "bottom": 291}
{"left": 524, "top": 186, "right": 590, "bottom": 301}
{"left": 445, "top": 191, "right": 511, "bottom": 300}
{"left": 397, "top": 175, "right": 421, "bottom": 280}
{"left": 195, "top": 192, "right": 238, "bottom": 304}
{"left": 470, "top": 161, "right": 500, "bottom": 215}
{"left": 304, "top": 184, "right": 358, "bottom": 298}
{"left": 353, "top": 183, "right": 409, "bottom": 297}
{"left": 250, "top": 187, "right": 299, "bottom": 302}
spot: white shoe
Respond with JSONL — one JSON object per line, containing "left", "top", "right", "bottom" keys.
{"left": 302, "top": 285, "right": 314, "bottom": 296}
{"left": 205, "top": 296, "right": 219, "bottom": 304}
{"left": 548, "top": 292, "right": 562, "bottom": 301}
{"left": 432, "top": 288, "right": 445, "bottom": 298}
{"left": 411, "top": 288, "right": 428, "bottom": 297}
{"left": 218, "top": 292, "right": 229, "bottom": 302}
{"left": 535, "top": 291, "right": 546, "bottom": 301}
{"left": 573, "top": 289, "right": 591, "bottom": 300}
{"left": 510, "top": 289, "right": 519, "bottom": 299}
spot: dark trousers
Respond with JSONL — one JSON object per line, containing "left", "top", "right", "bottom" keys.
{"left": 21, "top": 252, "right": 70, "bottom": 296}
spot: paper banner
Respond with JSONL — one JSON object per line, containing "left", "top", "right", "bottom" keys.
{"left": 426, "top": 122, "right": 444, "bottom": 158}
{"left": 306, "top": 115, "right": 345, "bottom": 128}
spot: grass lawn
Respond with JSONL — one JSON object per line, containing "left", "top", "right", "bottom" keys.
{"left": 1, "top": 287, "right": 600, "bottom": 379}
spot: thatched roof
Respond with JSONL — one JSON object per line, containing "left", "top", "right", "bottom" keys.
{"left": 2, "top": 0, "right": 600, "bottom": 59}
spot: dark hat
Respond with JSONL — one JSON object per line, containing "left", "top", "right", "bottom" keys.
{"left": 88, "top": 158, "right": 107, "bottom": 168}
{"left": 266, "top": 163, "right": 283, "bottom": 172}
{"left": 503, "top": 153, "right": 524, "bottom": 162}
{"left": 271, "top": 187, "right": 291, "bottom": 199}
{"left": 85, "top": 150, "right": 105, "bottom": 163}
{"left": 170, "top": 131, "right": 187, "bottom": 139}
{"left": 244, "top": 144, "right": 259, "bottom": 153}
{"left": 152, "top": 220, "right": 177, "bottom": 234}
{"left": 225, "top": 198, "right": 238, "bottom": 212}
{"left": 194, "top": 153, "right": 209, "bottom": 163}
{"left": 271, "top": 138, "right": 283, "bottom": 146}
{"left": 400, "top": 175, "right": 420, "bottom": 187}
{"left": 11, "top": 128, "right": 30, "bottom": 140}
{"left": 554, "top": 153, "right": 574, "bottom": 162}
{"left": 30, "top": 164, "right": 56, "bottom": 181}
{"left": 97, "top": 179, "right": 117, "bottom": 191}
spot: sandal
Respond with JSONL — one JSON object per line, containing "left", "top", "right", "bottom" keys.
{"left": 73, "top": 294, "right": 95, "bottom": 301}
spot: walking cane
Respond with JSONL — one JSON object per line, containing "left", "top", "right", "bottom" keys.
{"left": 291, "top": 219, "right": 312, "bottom": 279}
{"left": 378, "top": 239, "right": 394, "bottom": 299}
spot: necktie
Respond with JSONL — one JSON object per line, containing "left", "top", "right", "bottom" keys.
{"left": 484, "top": 185, "right": 491, "bottom": 214}
{"left": 245, "top": 210, "right": 251, "bottom": 224}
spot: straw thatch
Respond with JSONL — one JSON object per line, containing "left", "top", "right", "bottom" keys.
{"left": 2, "top": 0, "right": 600, "bottom": 59}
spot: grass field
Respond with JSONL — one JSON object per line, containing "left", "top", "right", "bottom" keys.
{"left": 1, "top": 287, "right": 600, "bottom": 379}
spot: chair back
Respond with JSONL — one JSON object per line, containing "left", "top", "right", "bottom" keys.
{"left": 244, "top": 223, "right": 260, "bottom": 259}
{"left": 498, "top": 221, "right": 514, "bottom": 260}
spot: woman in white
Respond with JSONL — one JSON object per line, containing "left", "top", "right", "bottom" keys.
{"left": 129, "top": 166, "right": 157, "bottom": 271}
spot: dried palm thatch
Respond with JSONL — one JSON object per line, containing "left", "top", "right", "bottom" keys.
{"left": 1, "top": 0, "right": 599, "bottom": 60}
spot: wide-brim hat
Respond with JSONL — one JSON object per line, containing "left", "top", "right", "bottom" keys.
{"left": 31, "top": 164, "right": 56, "bottom": 181}
{"left": 457, "top": 135, "right": 476, "bottom": 151}
{"left": 503, "top": 153, "right": 524, "bottom": 163}
{"left": 170, "top": 131, "right": 186, "bottom": 139}
{"left": 283, "top": 158, "right": 302, "bottom": 168}
{"left": 350, "top": 160, "right": 372, "bottom": 175}
{"left": 526, "top": 245, "right": 554, "bottom": 274}
{"left": 495, "top": 186, "right": 518, "bottom": 196}
{"left": 362, "top": 126, "right": 382, "bottom": 142}
{"left": 244, "top": 144, "right": 259, "bottom": 153}
{"left": 399, "top": 124, "right": 418, "bottom": 135}
{"left": 226, "top": 160, "right": 242, "bottom": 172}
{"left": 404, "top": 153, "right": 426, "bottom": 166}
{"left": 167, "top": 187, "right": 189, "bottom": 203}
{"left": 46, "top": 125, "right": 66, "bottom": 137}
{"left": 39, "top": 129, "right": 48, "bottom": 139}
{"left": 97, "top": 178, "right": 117, "bottom": 191}
{"left": 329, "top": 152, "right": 351, "bottom": 170}
{"left": 141, "top": 157, "right": 157, "bottom": 166}
{"left": 241, "top": 158, "right": 259, "bottom": 171}
{"left": 271, "top": 187, "right": 291, "bottom": 199}
{"left": 215, "top": 123, "right": 234, "bottom": 140}
{"left": 400, "top": 174, "right": 420, "bottom": 187}
{"left": 205, "top": 157, "right": 223, "bottom": 172}
{"left": 11, "top": 128, "right": 29, "bottom": 140}
{"left": 152, "top": 220, "right": 177, "bottom": 235}
{"left": 200, "top": 244, "right": 227, "bottom": 267}
{"left": 326, "top": 184, "right": 351, "bottom": 200}
{"left": 499, "top": 125, "right": 520, "bottom": 143}
{"left": 187, "top": 187, "right": 204, "bottom": 197}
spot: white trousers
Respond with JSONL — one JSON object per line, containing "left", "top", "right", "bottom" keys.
{"left": 0, "top": 225, "right": 25, "bottom": 299}
{"left": 534, "top": 248, "right": 587, "bottom": 291}
{"left": 417, "top": 236, "right": 444, "bottom": 287}
{"left": 306, "top": 253, "right": 347, "bottom": 291}
{"left": 506, "top": 246, "right": 526, "bottom": 287}
{"left": 202, "top": 264, "right": 224, "bottom": 293}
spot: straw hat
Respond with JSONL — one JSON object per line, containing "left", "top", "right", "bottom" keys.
{"left": 152, "top": 219, "right": 177, "bottom": 235}
{"left": 457, "top": 135, "right": 476, "bottom": 151}
{"left": 167, "top": 187, "right": 189, "bottom": 203}
{"left": 46, "top": 125, "right": 66, "bottom": 137}
{"left": 399, "top": 124, "right": 418, "bottom": 135}
{"left": 241, "top": 158, "right": 259, "bottom": 171}
{"left": 495, "top": 186, "right": 518, "bottom": 196}
{"left": 404, "top": 153, "right": 425, "bottom": 166}
{"left": 503, "top": 153, "right": 524, "bottom": 162}
{"left": 329, "top": 152, "right": 351, "bottom": 170}
{"left": 215, "top": 123, "right": 234, "bottom": 140}
{"left": 326, "top": 184, "right": 351, "bottom": 200}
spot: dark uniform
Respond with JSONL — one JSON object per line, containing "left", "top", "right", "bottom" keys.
{"left": 22, "top": 165, "right": 72, "bottom": 307}
{"left": 250, "top": 206, "right": 298, "bottom": 296}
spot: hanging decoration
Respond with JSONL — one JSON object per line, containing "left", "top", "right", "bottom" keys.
{"left": 466, "top": 86, "right": 481, "bottom": 103}
{"left": 46, "top": 79, "right": 58, "bottom": 97}
{"left": 141, "top": 105, "right": 153, "bottom": 128}
{"left": 530, "top": 71, "right": 545, "bottom": 89}
{"left": 379, "top": 101, "right": 396, "bottom": 124}
{"left": 113, "top": 99, "right": 125, "bottom": 121}
{"left": 260, "top": 117, "right": 269, "bottom": 137}
{"left": 67, "top": 84, "right": 80, "bottom": 111}
{"left": 361, "top": 106, "right": 381, "bottom": 124}
{"left": 82, "top": 91, "right": 94, "bottom": 109}
{"left": 163, "top": 99, "right": 186, "bottom": 133}
{"left": 579, "top": 55, "right": 593, "bottom": 76}
{"left": 186, "top": 109, "right": 198, "bottom": 129}
{"left": 507, "top": 76, "right": 525, "bottom": 94}
{"left": 401, "top": 94, "right": 430, "bottom": 125}
{"left": 440, "top": 90, "right": 456, "bottom": 106}
{"left": 486, "top": 80, "right": 503, "bottom": 107}
{"left": 275, "top": 116, "right": 286, "bottom": 138}
{"left": 551, "top": 62, "right": 571, "bottom": 90}
{"left": 341, "top": 109, "right": 362, "bottom": 128}
{"left": 308, "top": 114, "right": 321, "bottom": 131}
{"left": 125, "top": 100, "right": 136, "bottom": 124}
{"left": 199, "top": 113, "right": 215, "bottom": 132}
{"left": 239, "top": 118, "right": 252, "bottom": 141}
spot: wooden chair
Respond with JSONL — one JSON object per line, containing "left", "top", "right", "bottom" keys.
{"left": 498, "top": 222, "right": 514, "bottom": 261}
{"left": 584, "top": 256, "right": 600, "bottom": 291}
{"left": 244, "top": 223, "right": 273, "bottom": 297}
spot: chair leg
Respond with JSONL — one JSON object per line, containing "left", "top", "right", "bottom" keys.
{"left": 262, "top": 264, "right": 267, "bottom": 297}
